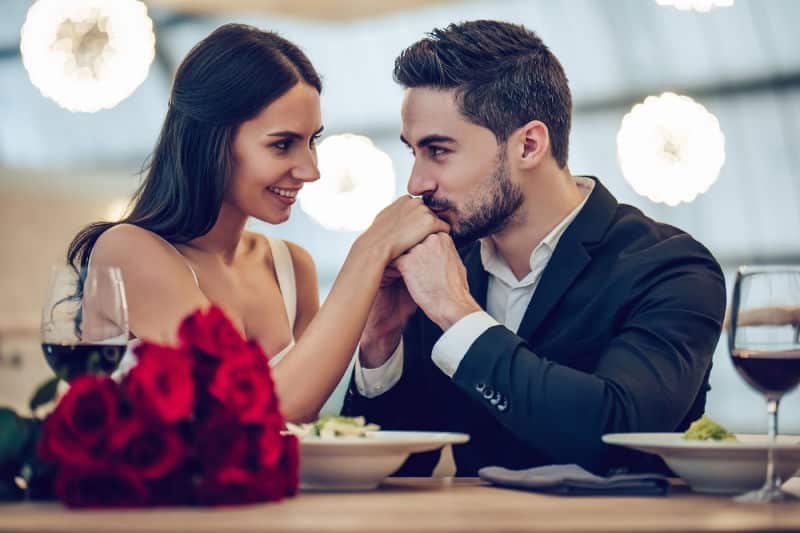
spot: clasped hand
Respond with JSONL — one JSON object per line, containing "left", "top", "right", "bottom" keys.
{"left": 394, "top": 233, "right": 481, "bottom": 331}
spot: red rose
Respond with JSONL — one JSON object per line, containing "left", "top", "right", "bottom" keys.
{"left": 38, "top": 414, "right": 94, "bottom": 466}
{"left": 55, "top": 463, "right": 148, "bottom": 508}
{"left": 58, "top": 376, "right": 119, "bottom": 444}
{"left": 253, "top": 467, "right": 291, "bottom": 502}
{"left": 190, "top": 350, "right": 222, "bottom": 396}
{"left": 126, "top": 343, "right": 194, "bottom": 423}
{"left": 195, "top": 409, "right": 250, "bottom": 472}
{"left": 279, "top": 433, "right": 300, "bottom": 496}
{"left": 197, "top": 466, "right": 285, "bottom": 506}
{"left": 42, "top": 305, "right": 298, "bottom": 509}
{"left": 196, "top": 466, "right": 254, "bottom": 505}
{"left": 258, "top": 415, "right": 286, "bottom": 468}
{"left": 148, "top": 467, "right": 195, "bottom": 506}
{"left": 179, "top": 305, "right": 247, "bottom": 358}
{"left": 38, "top": 376, "right": 119, "bottom": 465}
{"left": 209, "top": 342, "right": 276, "bottom": 423}
{"left": 110, "top": 415, "right": 186, "bottom": 480}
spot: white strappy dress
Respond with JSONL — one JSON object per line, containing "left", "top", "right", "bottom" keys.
{"left": 111, "top": 236, "right": 297, "bottom": 379}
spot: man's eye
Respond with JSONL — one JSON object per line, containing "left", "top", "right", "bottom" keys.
{"left": 429, "top": 146, "right": 447, "bottom": 157}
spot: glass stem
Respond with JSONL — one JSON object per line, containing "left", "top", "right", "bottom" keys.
{"left": 766, "top": 397, "right": 781, "bottom": 490}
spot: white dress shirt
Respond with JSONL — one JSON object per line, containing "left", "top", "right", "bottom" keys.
{"left": 354, "top": 177, "right": 595, "bottom": 397}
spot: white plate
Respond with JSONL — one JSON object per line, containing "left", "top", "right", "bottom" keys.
{"left": 602, "top": 433, "right": 800, "bottom": 494}
{"left": 297, "top": 431, "right": 469, "bottom": 491}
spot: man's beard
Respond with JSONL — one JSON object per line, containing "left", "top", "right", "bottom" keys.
{"left": 424, "top": 151, "right": 524, "bottom": 248}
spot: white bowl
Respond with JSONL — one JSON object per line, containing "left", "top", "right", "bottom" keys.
{"left": 297, "top": 431, "right": 469, "bottom": 491}
{"left": 602, "top": 433, "right": 800, "bottom": 494}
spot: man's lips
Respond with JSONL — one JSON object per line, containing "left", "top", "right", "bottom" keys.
{"left": 428, "top": 203, "right": 451, "bottom": 214}
{"left": 431, "top": 208, "right": 451, "bottom": 221}
{"left": 423, "top": 196, "right": 452, "bottom": 218}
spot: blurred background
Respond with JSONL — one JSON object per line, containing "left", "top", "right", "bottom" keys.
{"left": 0, "top": 0, "right": 798, "bottom": 431}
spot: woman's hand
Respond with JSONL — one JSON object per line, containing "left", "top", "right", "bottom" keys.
{"left": 357, "top": 196, "right": 450, "bottom": 263}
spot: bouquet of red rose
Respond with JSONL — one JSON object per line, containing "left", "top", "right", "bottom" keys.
{"left": 35, "top": 306, "right": 298, "bottom": 508}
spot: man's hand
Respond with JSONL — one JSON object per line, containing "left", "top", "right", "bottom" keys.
{"left": 395, "top": 233, "right": 482, "bottom": 331}
{"left": 359, "top": 266, "right": 417, "bottom": 369}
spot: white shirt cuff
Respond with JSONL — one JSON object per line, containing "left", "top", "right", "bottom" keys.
{"left": 432, "top": 311, "right": 500, "bottom": 377}
{"left": 354, "top": 339, "right": 404, "bottom": 398}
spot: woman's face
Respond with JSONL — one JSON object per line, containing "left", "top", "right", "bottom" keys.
{"left": 228, "top": 82, "right": 323, "bottom": 224}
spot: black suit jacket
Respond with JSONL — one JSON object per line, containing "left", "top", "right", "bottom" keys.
{"left": 342, "top": 178, "right": 726, "bottom": 476}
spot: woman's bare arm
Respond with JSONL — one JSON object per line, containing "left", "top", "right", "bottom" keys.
{"left": 272, "top": 197, "right": 448, "bottom": 422}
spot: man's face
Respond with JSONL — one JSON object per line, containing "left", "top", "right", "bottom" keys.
{"left": 401, "top": 87, "right": 523, "bottom": 246}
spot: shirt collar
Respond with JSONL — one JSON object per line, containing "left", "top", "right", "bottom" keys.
{"left": 479, "top": 176, "right": 595, "bottom": 285}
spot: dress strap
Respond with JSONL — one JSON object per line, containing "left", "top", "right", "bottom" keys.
{"left": 152, "top": 234, "right": 199, "bottom": 287}
{"left": 267, "top": 238, "right": 297, "bottom": 330}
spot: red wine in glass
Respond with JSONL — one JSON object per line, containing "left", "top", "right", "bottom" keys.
{"left": 42, "top": 343, "right": 126, "bottom": 382}
{"left": 731, "top": 349, "right": 800, "bottom": 398}
{"left": 728, "top": 265, "right": 800, "bottom": 503}
{"left": 41, "top": 265, "right": 128, "bottom": 381}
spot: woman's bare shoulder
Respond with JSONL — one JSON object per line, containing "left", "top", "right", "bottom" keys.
{"left": 92, "top": 224, "right": 184, "bottom": 271}
{"left": 90, "top": 225, "right": 207, "bottom": 342}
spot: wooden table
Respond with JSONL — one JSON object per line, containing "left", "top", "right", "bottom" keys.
{"left": 2, "top": 477, "right": 800, "bottom": 533}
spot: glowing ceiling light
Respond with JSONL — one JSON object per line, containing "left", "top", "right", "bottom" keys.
{"left": 300, "top": 134, "right": 396, "bottom": 232}
{"left": 20, "top": 0, "right": 156, "bottom": 113}
{"left": 655, "top": 0, "right": 734, "bottom": 12}
{"left": 617, "top": 92, "right": 725, "bottom": 206}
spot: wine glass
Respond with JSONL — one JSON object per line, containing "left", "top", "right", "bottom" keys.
{"left": 41, "top": 264, "right": 129, "bottom": 381}
{"left": 728, "top": 265, "right": 800, "bottom": 503}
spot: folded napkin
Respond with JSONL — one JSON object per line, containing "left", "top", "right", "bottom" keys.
{"left": 478, "top": 464, "right": 670, "bottom": 496}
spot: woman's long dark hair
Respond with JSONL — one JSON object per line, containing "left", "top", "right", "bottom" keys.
{"left": 67, "top": 23, "right": 322, "bottom": 272}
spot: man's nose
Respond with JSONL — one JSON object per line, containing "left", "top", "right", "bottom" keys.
{"left": 407, "top": 164, "right": 436, "bottom": 196}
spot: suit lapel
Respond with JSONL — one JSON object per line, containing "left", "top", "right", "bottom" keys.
{"left": 462, "top": 243, "right": 489, "bottom": 308}
{"left": 515, "top": 234, "right": 590, "bottom": 340}
{"left": 515, "top": 177, "right": 617, "bottom": 341}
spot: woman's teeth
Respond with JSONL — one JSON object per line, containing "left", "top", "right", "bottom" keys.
{"left": 267, "top": 187, "right": 299, "bottom": 198}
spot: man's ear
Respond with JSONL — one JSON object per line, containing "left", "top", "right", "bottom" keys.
{"left": 512, "top": 120, "right": 550, "bottom": 170}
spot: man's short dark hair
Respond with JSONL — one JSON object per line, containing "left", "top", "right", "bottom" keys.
{"left": 394, "top": 20, "right": 572, "bottom": 168}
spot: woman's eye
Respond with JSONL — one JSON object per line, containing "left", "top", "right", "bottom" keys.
{"left": 272, "top": 140, "right": 291, "bottom": 151}
{"left": 310, "top": 134, "right": 322, "bottom": 147}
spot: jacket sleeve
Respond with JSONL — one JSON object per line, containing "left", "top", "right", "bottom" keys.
{"left": 450, "top": 262, "right": 726, "bottom": 473}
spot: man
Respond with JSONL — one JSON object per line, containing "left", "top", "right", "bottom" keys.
{"left": 341, "top": 20, "right": 726, "bottom": 476}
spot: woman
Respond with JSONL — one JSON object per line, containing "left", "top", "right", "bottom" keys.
{"left": 67, "top": 24, "right": 447, "bottom": 422}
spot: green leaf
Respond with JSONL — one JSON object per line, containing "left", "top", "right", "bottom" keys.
{"left": 0, "top": 408, "right": 31, "bottom": 465}
{"left": 29, "top": 377, "right": 61, "bottom": 413}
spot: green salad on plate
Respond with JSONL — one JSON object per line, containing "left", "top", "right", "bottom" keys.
{"left": 286, "top": 415, "right": 380, "bottom": 439}
{"left": 683, "top": 414, "right": 737, "bottom": 441}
